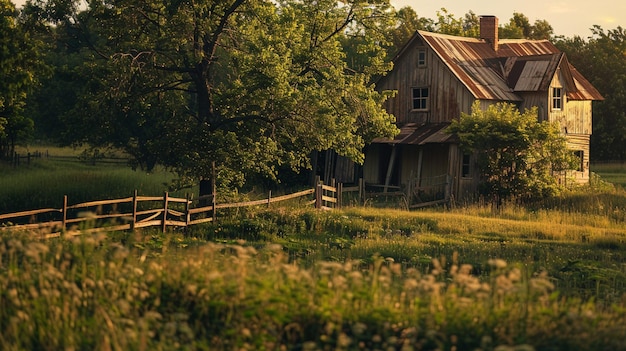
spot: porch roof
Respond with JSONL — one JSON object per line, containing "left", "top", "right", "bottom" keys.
{"left": 372, "top": 123, "right": 456, "bottom": 145}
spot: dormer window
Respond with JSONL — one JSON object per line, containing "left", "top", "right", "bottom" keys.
{"left": 417, "top": 48, "right": 427, "bottom": 67}
{"left": 552, "top": 87, "right": 563, "bottom": 110}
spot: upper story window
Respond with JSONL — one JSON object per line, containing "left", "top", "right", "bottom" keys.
{"left": 417, "top": 48, "right": 427, "bottom": 67}
{"left": 412, "top": 87, "right": 429, "bottom": 111}
{"left": 552, "top": 87, "right": 563, "bottom": 110}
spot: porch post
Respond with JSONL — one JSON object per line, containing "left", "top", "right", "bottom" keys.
{"left": 383, "top": 145, "right": 397, "bottom": 193}
{"left": 416, "top": 148, "right": 424, "bottom": 189}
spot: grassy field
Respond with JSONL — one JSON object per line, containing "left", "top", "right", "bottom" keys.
{"left": 592, "top": 162, "right": 626, "bottom": 189}
{"left": 2, "top": 203, "right": 626, "bottom": 350}
{"left": 0, "top": 148, "right": 191, "bottom": 213}
{"left": 2, "top": 156, "right": 626, "bottom": 350}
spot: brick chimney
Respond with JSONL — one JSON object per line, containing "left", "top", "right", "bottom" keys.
{"left": 480, "top": 15, "right": 499, "bottom": 51}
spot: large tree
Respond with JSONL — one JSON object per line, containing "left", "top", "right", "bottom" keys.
{"left": 0, "top": 0, "right": 45, "bottom": 158}
{"left": 32, "top": 0, "right": 398, "bottom": 186}
{"left": 499, "top": 12, "right": 553, "bottom": 40}
{"left": 448, "top": 102, "right": 576, "bottom": 202}
{"left": 385, "top": 6, "right": 434, "bottom": 57}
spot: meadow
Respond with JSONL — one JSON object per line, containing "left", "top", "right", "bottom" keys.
{"left": 0, "top": 146, "right": 188, "bottom": 213}
{"left": 2, "top": 154, "right": 626, "bottom": 350}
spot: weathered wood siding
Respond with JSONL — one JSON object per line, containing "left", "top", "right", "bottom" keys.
{"left": 447, "top": 145, "right": 480, "bottom": 200}
{"left": 363, "top": 145, "right": 384, "bottom": 184}
{"left": 378, "top": 40, "right": 476, "bottom": 125}
{"left": 399, "top": 145, "right": 420, "bottom": 184}
{"left": 563, "top": 100, "right": 592, "bottom": 134}
{"left": 546, "top": 71, "right": 592, "bottom": 134}
{"left": 398, "top": 144, "right": 449, "bottom": 185}
{"left": 518, "top": 91, "right": 548, "bottom": 121}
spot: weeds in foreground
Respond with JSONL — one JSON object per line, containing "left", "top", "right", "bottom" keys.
{"left": 1, "top": 232, "right": 626, "bottom": 350}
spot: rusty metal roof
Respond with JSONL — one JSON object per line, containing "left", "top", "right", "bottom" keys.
{"left": 418, "top": 31, "right": 521, "bottom": 101}
{"left": 412, "top": 32, "right": 602, "bottom": 101}
{"left": 372, "top": 123, "right": 456, "bottom": 145}
{"left": 497, "top": 39, "right": 561, "bottom": 56}
{"left": 569, "top": 66, "right": 604, "bottom": 101}
{"left": 499, "top": 40, "right": 602, "bottom": 100}
{"left": 505, "top": 54, "right": 561, "bottom": 92}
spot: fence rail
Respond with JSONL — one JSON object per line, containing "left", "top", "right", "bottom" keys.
{"left": 0, "top": 182, "right": 342, "bottom": 237}
{"left": 7, "top": 150, "right": 130, "bottom": 167}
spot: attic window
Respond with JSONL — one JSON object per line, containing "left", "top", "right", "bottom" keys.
{"left": 552, "top": 87, "right": 563, "bottom": 110}
{"left": 417, "top": 48, "right": 427, "bottom": 67}
{"left": 412, "top": 87, "right": 429, "bottom": 110}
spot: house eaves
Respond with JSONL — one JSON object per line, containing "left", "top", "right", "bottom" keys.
{"left": 372, "top": 123, "right": 456, "bottom": 145}
{"left": 569, "top": 67, "right": 604, "bottom": 100}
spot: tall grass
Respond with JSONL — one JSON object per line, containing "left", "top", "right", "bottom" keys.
{"left": 0, "top": 158, "right": 190, "bottom": 213}
{"left": 192, "top": 196, "right": 626, "bottom": 306}
{"left": 2, "top": 231, "right": 626, "bottom": 350}
{"left": 592, "top": 162, "right": 626, "bottom": 188}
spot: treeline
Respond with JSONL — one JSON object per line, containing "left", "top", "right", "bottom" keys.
{"left": 1, "top": 0, "right": 625, "bottom": 188}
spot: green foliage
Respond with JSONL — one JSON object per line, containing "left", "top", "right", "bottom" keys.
{"left": 0, "top": 0, "right": 46, "bottom": 158}
{"left": 0, "top": 117, "right": 6, "bottom": 137}
{"left": 29, "top": 0, "right": 398, "bottom": 188}
{"left": 433, "top": 8, "right": 479, "bottom": 37}
{"left": 448, "top": 102, "right": 576, "bottom": 202}
{"left": 499, "top": 12, "right": 554, "bottom": 40}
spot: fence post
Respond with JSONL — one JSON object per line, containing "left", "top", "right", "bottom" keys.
{"left": 267, "top": 190, "right": 272, "bottom": 208}
{"left": 27, "top": 152, "right": 31, "bottom": 165}
{"left": 61, "top": 195, "right": 68, "bottom": 232}
{"left": 337, "top": 183, "right": 342, "bottom": 209}
{"left": 185, "top": 193, "right": 191, "bottom": 232}
{"left": 162, "top": 192, "right": 169, "bottom": 233}
{"left": 211, "top": 162, "right": 217, "bottom": 223}
{"left": 315, "top": 176, "right": 322, "bottom": 209}
{"left": 131, "top": 190, "right": 138, "bottom": 231}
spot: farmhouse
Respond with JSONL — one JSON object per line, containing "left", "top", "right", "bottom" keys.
{"left": 363, "top": 16, "right": 603, "bottom": 206}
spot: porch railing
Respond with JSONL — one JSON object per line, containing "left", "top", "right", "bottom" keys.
{"left": 407, "top": 174, "right": 451, "bottom": 208}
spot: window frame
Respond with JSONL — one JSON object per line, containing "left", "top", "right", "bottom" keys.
{"left": 417, "top": 48, "right": 427, "bottom": 67}
{"left": 461, "top": 153, "right": 472, "bottom": 178}
{"left": 411, "top": 87, "right": 429, "bottom": 111}
{"left": 552, "top": 87, "right": 563, "bottom": 110}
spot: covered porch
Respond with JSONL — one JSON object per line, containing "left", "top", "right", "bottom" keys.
{"left": 363, "top": 123, "right": 473, "bottom": 207}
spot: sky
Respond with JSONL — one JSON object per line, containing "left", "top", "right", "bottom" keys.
{"left": 391, "top": 0, "right": 624, "bottom": 38}
{"left": 10, "top": 0, "right": 624, "bottom": 38}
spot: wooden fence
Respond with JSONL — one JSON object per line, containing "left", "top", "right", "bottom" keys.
{"left": 11, "top": 151, "right": 46, "bottom": 167}
{"left": 9, "top": 150, "right": 130, "bottom": 167}
{"left": 0, "top": 180, "right": 349, "bottom": 238}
